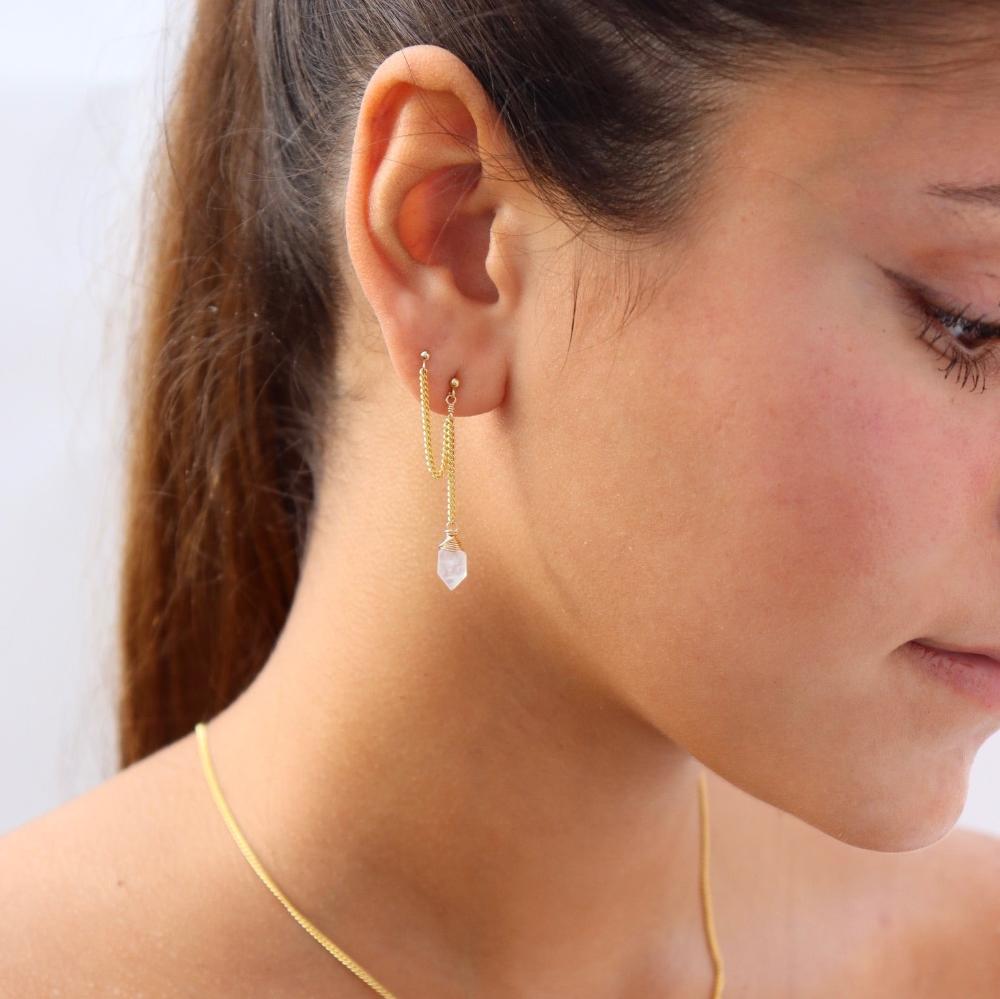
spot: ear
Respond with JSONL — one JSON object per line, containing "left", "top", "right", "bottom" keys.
{"left": 344, "top": 44, "right": 525, "bottom": 416}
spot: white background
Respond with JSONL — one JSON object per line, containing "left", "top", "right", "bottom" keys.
{"left": 0, "top": 0, "right": 193, "bottom": 832}
{"left": 1, "top": 3, "right": 998, "bottom": 839}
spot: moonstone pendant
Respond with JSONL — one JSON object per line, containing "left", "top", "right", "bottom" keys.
{"left": 437, "top": 542, "right": 467, "bottom": 590}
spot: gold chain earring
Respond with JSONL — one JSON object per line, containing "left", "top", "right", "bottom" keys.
{"left": 418, "top": 350, "right": 467, "bottom": 589}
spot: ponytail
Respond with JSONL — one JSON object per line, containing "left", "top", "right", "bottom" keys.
{"left": 118, "top": 0, "right": 334, "bottom": 767}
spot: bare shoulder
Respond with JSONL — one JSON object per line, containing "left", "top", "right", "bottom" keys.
{"left": 0, "top": 795, "right": 84, "bottom": 995}
{"left": 0, "top": 729, "right": 325, "bottom": 998}
{"left": 0, "top": 768, "right": 137, "bottom": 994}
{"left": 897, "top": 825, "right": 1000, "bottom": 997}
{"left": 0, "top": 732, "right": 217, "bottom": 997}
{"left": 791, "top": 818, "right": 1000, "bottom": 998}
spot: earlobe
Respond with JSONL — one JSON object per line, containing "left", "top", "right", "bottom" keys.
{"left": 343, "top": 44, "right": 520, "bottom": 419}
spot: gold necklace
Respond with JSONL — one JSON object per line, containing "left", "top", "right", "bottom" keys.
{"left": 194, "top": 720, "right": 725, "bottom": 997}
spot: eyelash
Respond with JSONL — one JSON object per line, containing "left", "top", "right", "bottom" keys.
{"left": 909, "top": 293, "right": 1000, "bottom": 394}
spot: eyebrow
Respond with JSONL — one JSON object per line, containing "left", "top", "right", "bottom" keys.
{"left": 925, "top": 182, "right": 1000, "bottom": 210}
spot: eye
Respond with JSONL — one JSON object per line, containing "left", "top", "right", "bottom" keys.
{"left": 885, "top": 268, "right": 1000, "bottom": 393}
{"left": 913, "top": 300, "right": 1000, "bottom": 393}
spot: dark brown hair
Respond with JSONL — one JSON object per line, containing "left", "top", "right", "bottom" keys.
{"left": 117, "top": 0, "right": 991, "bottom": 767}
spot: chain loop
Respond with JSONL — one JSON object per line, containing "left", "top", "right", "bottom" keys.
{"left": 419, "top": 355, "right": 458, "bottom": 534}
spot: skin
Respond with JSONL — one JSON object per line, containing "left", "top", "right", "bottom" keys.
{"left": 4, "top": 35, "right": 1000, "bottom": 999}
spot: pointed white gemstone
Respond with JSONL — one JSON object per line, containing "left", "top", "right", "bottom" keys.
{"left": 437, "top": 547, "right": 467, "bottom": 589}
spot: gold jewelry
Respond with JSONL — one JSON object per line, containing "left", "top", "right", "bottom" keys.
{"left": 194, "top": 719, "right": 726, "bottom": 996}
{"left": 418, "top": 349, "right": 467, "bottom": 589}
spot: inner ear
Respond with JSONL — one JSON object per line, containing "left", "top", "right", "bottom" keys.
{"left": 398, "top": 161, "right": 499, "bottom": 304}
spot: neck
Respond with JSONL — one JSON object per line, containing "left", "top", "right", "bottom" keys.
{"left": 200, "top": 388, "right": 728, "bottom": 997}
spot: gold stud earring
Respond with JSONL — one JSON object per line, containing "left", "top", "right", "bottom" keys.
{"left": 418, "top": 350, "right": 467, "bottom": 589}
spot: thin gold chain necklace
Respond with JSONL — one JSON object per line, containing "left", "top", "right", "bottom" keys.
{"left": 193, "top": 720, "right": 726, "bottom": 997}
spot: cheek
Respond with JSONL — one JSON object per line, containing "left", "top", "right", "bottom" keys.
{"left": 583, "top": 299, "right": 966, "bottom": 703}
{"left": 619, "top": 239, "right": 982, "bottom": 670}
{"left": 741, "top": 348, "right": 933, "bottom": 640}
{"left": 742, "top": 336, "right": 993, "bottom": 660}
{"left": 527, "top": 244, "right": 984, "bottom": 717}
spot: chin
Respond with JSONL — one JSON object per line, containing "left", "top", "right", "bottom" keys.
{"left": 727, "top": 749, "right": 973, "bottom": 855}
{"left": 809, "top": 763, "right": 971, "bottom": 854}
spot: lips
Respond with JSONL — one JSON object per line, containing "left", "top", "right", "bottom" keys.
{"left": 909, "top": 640, "right": 1000, "bottom": 669}
{"left": 902, "top": 639, "right": 1000, "bottom": 713}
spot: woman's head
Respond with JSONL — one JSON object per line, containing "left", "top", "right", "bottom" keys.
{"left": 121, "top": 1, "right": 1000, "bottom": 853}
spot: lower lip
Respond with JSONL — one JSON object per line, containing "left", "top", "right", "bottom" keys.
{"left": 901, "top": 640, "right": 1000, "bottom": 713}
